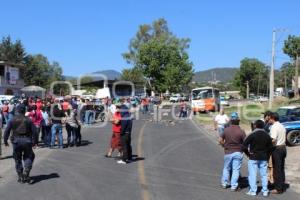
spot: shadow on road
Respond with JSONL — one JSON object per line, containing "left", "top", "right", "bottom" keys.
{"left": 0, "top": 155, "right": 13, "bottom": 160}
{"left": 78, "top": 140, "right": 93, "bottom": 147}
{"left": 130, "top": 157, "right": 145, "bottom": 163}
{"left": 238, "top": 177, "right": 249, "bottom": 189}
{"left": 31, "top": 173, "right": 60, "bottom": 184}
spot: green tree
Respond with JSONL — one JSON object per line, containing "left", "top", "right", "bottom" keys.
{"left": 0, "top": 35, "right": 66, "bottom": 93}
{"left": 233, "top": 58, "right": 269, "bottom": 98}
{"left": 123, "top": 18, "right": 193, "bottom": 93}
{"left": 213, "top": 82, "right": 238, "bottom": 92}
{"left": 283, "top": 35, "right": 300, "bottom": 97}
{"left": 23, "top": 54, "right": 63, "bottom": 88}
{"left": 0, "top": 36, "right": 26, "bottom": 63}
{"left": 76, "top": 76, "right": 98, "bottom": 95}
{"left": 80, "top": 76, "right": 94, "bottom": 84}
{"left": 47, "top": 61, "right": 63, "bottom": 86}
{"left": 120, "top": 67, "right": 145, "bottom": 83}
{"left": 278, "top": 62, "right": 295, "bottom": 90}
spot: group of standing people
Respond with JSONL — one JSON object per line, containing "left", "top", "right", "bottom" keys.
{"left": 105, "top": 98, "right": 133, "bottom": 164}
{"left": 216, "top": 110, "right": 287, "bottom": 197}
{"left": 0, "top": 96, "right": 87, "bottom": 183}
{"left": 0, "top": 94, "right": 149, "bottom": 183}
{"left": 0, "top": 96, "right": 105, "bottom": 149}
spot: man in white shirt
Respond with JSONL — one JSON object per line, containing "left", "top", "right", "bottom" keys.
{"left": 109, "top": 103, "right": 116, "bottom": 115}
{"left": 214, "top": 109, "right": 229, "bottom": 137}
{"left": 268, "top": 112, "right": 286, "bottom": 194}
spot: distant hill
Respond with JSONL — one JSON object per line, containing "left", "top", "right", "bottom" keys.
{"left": 64, "top": 75, "right": 77, "bottom": 81}
{"left": 193, "top": 67, "right": 238, "bottom": 83}
{"left": 64, "top": 69, "right": 121, "bottom": 81}
{"left": 92, "top": 69, "right": 121, "bottom": 80}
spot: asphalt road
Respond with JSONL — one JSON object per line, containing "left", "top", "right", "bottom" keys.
{"left": 0, "top": 111, "right": 298, "bottom": 200}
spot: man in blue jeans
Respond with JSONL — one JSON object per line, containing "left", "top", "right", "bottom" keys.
{"left": 243, "top": 120, "right": 273, "bottom": 197}
{"left": 219, "top": 112, "right": 246, "bottom": 191}
{"left": 50, "top": 104, "right": 65, "bottom": 149}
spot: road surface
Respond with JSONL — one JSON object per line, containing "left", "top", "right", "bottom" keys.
{"left": 0, "top": 112, "right": 298, "bottom": 200}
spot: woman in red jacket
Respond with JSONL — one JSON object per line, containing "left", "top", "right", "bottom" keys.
{"left": 105, "top": 105, "right": 122, "bottom": 158}
{"left": 29, "top": 105, "right": 43, "bottom": 148}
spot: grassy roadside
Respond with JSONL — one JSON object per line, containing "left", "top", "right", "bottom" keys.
{"left": 195, "top": 97, "right": 294, "bottom": 133}
{"left": 195, "top": 104, "right": 264, "bottom": 131}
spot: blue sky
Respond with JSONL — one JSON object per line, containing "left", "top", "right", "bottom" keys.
{"left": 0, "top": 0, "right": 300, "bottom": 76}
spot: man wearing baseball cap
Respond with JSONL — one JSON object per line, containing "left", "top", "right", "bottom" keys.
{"left": 219, "top": 112, "right": 246, "bottom": 191}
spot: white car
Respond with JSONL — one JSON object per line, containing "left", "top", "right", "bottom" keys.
{"left": 220, "top": 97, "right": 229, "bottom": 106}
{"left": 169, "top": 94, "right": 181, "bottom": 103}
{"left": 255, "top": 96, "right": 269, "bottom": 102}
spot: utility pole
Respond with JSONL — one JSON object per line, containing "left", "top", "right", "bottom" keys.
{"left": 284, "top": 70, "right": 287, "bottom": 96}
{"left": 269, "top": 29, "right": 276, "bottom": 109}
{"left": 211, "top": 71, "right": 213, "bottom": 86}
{"left": 269, "top": 28, "right": 288, "bottom": 107}
{"left": 295, "top": 54, "right": 299, "bottom": 98}
{"left": 257, "top": 68, "right": 261, "bottom": 96}
{"left": 246, "top": 81, "right": 249, "bottom": 99}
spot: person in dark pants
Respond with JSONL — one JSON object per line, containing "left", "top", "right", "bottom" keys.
{"left": 76, "top": 124, "right": 82, "bottom": 146}
{"left": 118, "top": 102, "right": 133, "bottom": 164}
{"left": 243, "top": 120, "right": 274, "bottom": 197}
{"left": 41, "top": 107, "right": 51, "bottom": 147}
{"left": 28, "top": 105, "right": 43, "bottom": 148}
{"left": 65, "top": 122, "right": 72, "bottom": 147}
{"left": 268, "top": 112, "right": 287, "bottom": 194}
{"left": 50, "top": 103, "right": 65, "bottom": 149}
{"left": 179, "top": 100, "right": 187, "bottom": 118}
{"left": 4, "top": 104, "right": 36, "bottom": 184}
{"left": 65, "top": 108, "right": 79, "bottom": 147}
{"left": 261, "top": 110, "right": 274, "bottom": 186}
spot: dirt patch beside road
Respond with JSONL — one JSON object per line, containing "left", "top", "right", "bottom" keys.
{"left": 285, "top": 146, "right": 300, "bottom": 192}
{"left": 199, "top": 122, "right": 300, "bottom": 194}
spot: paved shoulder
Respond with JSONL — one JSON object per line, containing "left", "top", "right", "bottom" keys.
{"left": 140, "top": 118, "right": 298, "bottom": 200}
{"left": 0, "top": 117, "right": 298, "bottom": 200}
{"left": 0, "top": 123, "right": 144, "bottom": 200}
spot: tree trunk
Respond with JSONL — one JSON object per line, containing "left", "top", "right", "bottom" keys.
{"left": 257, "top": 71, "right": 261, "bottom": 96}
{"left": 295, "top": 54, "right": 299, "bottom": 98}
{"left": 246, "top": 81, "right": 249, "bottom": 99}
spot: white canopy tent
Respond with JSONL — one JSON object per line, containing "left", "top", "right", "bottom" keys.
{"left": 21, "top": 85, "right": 46, "bottom": 98}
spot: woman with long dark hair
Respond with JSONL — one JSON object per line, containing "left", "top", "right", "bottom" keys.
{"left": 65, "top": 106, "right": 79, "bottom": 147}
{"left": 105, "top": 104, "right": 122, "bottom": 158}
{"left": 29, "top": 105, "right": 43, "bottom": 148}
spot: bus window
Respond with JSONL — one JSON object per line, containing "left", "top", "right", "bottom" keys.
{"left": 192, "top": 89, "right": 213, "bottom": 100}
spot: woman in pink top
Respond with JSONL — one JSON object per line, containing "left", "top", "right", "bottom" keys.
{"left": 29, "top": 105, "right": 43, "bottom": 148}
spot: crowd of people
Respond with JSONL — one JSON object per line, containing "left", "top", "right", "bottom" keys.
{"left": 0, "top": 94, "right": 159, "bottom": 183}
{"left": 1, "top": 96, "right": 85, "bottom": 150}
{"left": 215, "top": 109, "right": 287, "bottom": 197}
{"left": 0, "top": 92, "right": 291, "bottom": 197}
{"left": 0, "top": 95, "right": 86, "bottom": 183}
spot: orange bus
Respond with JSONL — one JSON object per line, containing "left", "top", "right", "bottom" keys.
{"left": 191, "top": 87, "right": 220, "bottom": 114}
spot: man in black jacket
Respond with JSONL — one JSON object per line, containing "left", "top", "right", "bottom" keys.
{"left": 4, "top": 104, "right": 36, "bottom": 184}
{"left": 243, "top": 120, "right": 273, "bottom": 197}
{"left": 118, "top": 100, "right": 133, "bottom": 164}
